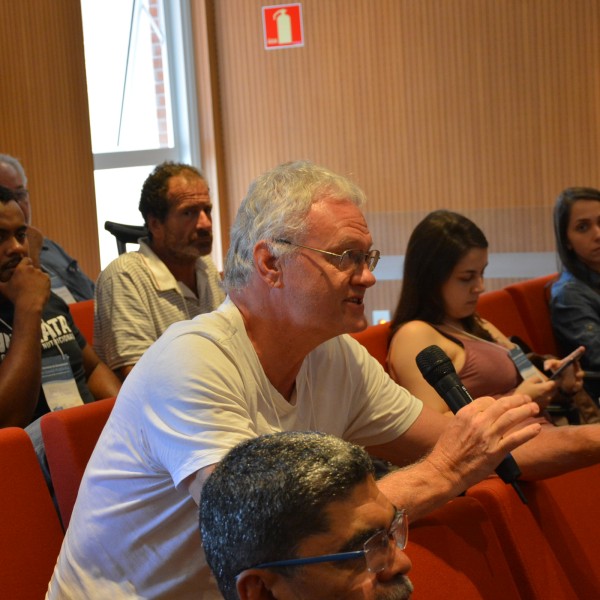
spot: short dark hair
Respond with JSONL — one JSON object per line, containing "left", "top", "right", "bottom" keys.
{"left": 390, "top": 209, "right": 490, "bottom": 338}
{"left": 554, "top": 187, "right": 600, "bottom": 284}
{"left": 138, "top": 161, "right": 206, "bottom": 226}
{"left": 200, "top": 431, "right": 375, "bottom": 600}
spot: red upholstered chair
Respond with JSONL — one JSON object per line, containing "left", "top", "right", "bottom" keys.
{"left": 476, "top": 288, "right": 535, "bottom": 350}
{"left": 41, "top": 397, "right": 116, "bottom": 529}
{"left": 467, "top": 475, "right": 585, "bottom": 599}
{"left": 0, "top": 428, "right": 64, "bottom": 600}
{"left": 408, "top": 496, "right": 521, "bottom": 599}
{"left": 518, "top": 465, "right": 600, "bottom": 598}
{"left": 69, "top": 298, "right": 95, "bottom": 346}
{"left": 505, "top": 274, "right": 559, "bottom": 356}
{"left": 349, "top": 322, "right": 392, "bottom": 371}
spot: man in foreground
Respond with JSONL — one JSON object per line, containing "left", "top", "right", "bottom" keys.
{"left": 49, "top": 161, "right": 566, "bottom": 599}
{"left": 94, "top": 161, "right": 224, "bottom": 379}
{"left": 201, "top": 431, "right": 414, "bottom": 600}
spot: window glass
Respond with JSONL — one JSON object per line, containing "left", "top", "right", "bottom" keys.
{"left": 81, "top": 0, "right": 173, "bottom": 153}
{"left": 80, "top": 0, "right": 217, "bottom": 270}
{"left": 93, "top": 165, "right": 152, "bottom": 268}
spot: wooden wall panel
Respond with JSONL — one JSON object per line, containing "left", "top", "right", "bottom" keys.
{"left": 201, "top": 0, "right": 599, "bottom": 321}
{"left": 190, "top": 0, "right": 230, "bottom": 264}
{"left": 0, "top": 0, "right": 99, "bottom": 279}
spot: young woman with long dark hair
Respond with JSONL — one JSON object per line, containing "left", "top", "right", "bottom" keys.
{"left": 388, "top": 210, "right": 582, "bottom": 417}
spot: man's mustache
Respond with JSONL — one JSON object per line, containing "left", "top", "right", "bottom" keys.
{"left": 0, "top": 257, "right": 23, "bottom": 281}
{"left": 195, "top": 230, "right": 213, "bottom": 241}
{"left": 3, "top": 257, "right": 22, "bottom": 270}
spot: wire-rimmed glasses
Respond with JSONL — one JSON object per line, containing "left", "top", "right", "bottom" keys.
{"left": 242, "top": 509, "right": 407, "bottom": 575}
{"left": 12, "top": 189, "right": 29, "bottom": 202}
{"left": 275, "top": 239, "right": 380, "bottom": 272}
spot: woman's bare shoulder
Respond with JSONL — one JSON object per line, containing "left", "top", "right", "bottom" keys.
{"left": 390, "top": 320, "right": 445, "bottom": 353}
{"left": 393, "top": 320, "right": 440, "bottom": 339}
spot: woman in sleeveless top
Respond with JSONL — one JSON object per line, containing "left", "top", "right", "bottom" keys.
{"left": 387, "top": 210, "right": 583, "bottom": 417}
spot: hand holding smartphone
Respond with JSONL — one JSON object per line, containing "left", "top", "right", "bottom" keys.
{"left": 550, "top": 346, "right": 585, "bottom": 380}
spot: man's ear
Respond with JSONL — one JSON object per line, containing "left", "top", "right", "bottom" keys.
{"left": 147, "top": 214, "right": 163, "bottom": 241}
{"left": 236, "top": 569, "right": 278, "bottom": 600}
{"left": 254, "top": 241, "right": 283, "bottom": 288}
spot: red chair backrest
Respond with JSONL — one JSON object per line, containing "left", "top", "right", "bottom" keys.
{"left": 467, "top": 475, "right": 585, "bottom": 599}
{"left": 505, "top": 274, "right": 559, "bottom": 355}
{"left": 477, "top": 288, "right": 535, "bottom": 350}
{"left": 0, "top": 428, "right": 64, "bottom": 599}
{"left": 409, "top": 496, "right": 522, "bottom": 599}
{"left": 41, "top": 397, "right": 116, "bottom": 528}
{"left": 520, "top": 464, "right": 600, "bottom": 598}
{"left": 349, "top": 322, "right": 392, "bottom": 371}
{"left": 69, "top": 298, "right": 95, "bottom": 346}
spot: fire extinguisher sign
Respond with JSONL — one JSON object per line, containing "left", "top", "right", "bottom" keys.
{"left": 262, "top": 4, "right": 304, "bottom": 50}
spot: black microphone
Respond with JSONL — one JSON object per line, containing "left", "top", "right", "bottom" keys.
{"left": 416, "top": 344, "right": 527, "bottom": 504}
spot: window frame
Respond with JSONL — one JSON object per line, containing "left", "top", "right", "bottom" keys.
{"left": 88, "top": 0, "right": 200, "bottom": 171}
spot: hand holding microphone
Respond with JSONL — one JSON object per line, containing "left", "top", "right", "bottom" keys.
{"left": 416, "top": 344, "right": 531, "bottom": 503}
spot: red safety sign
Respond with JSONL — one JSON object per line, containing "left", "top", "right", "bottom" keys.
{"left": 262, "top": 4, "right": 304, "bottom": 50}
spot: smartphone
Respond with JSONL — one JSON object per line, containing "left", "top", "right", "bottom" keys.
{"left": 550, "top": 346, "right": 585, "bottom": 380}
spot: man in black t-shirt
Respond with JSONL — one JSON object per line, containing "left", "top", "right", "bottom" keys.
{"left": 0, "top": 192, "right": 120, "bottom": 428}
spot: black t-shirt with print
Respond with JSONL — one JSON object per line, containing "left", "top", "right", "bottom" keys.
{"left": 0, "top": 292, "right": 93, "bottom": 423}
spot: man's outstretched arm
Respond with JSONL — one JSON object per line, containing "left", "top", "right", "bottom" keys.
{"left": 368, "top": 394, "right": 541, "bottom": 522}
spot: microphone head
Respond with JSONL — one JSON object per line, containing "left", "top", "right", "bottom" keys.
{"left": 415, "top": 345, "right": 457, "bottom": 387}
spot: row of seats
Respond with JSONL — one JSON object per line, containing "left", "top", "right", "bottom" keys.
{"left": 410, "top": 464, "right": 600, "bottom": 598}
{"left": 0, "top": 299, "right": 104, "bottom": 598}
{"left": 3, "top": 396, "right": 600, "bottom": 599}
{"left": 71, "top": 274, "right": 560, "bottom": 364}
{"left": 0, "top": 428, "right": 64, "bottom": 600}
{"left": 349, "top": 273, "right": 600, "bottom": 596}
{"left": 67, "top": 273, "right": 559, "bottom": 383}
{"left": 466, "top": 471, "right": 600, "bottom": 599}
{"left": 0, "top": 243, "right": 119, "bottom": 599}
{"left": 350, "top": 272, "right": 560, "bottom": 372}
{"left": 414, "top": 465, "right": 600, "bottom": 599}
{"left": 0, "top": 275, "right": 584, "bottom": 598}
{"left": 69, "top": 274, "right": 560, "bottom": 372}
{"left": 0, "top": 398, "right": 116, "bottom": 599}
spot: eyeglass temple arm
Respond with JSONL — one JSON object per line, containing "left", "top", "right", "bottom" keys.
{"left": 254, "top": 550, "right": 365, "bottom": 570}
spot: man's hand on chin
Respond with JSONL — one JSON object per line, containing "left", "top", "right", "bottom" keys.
{"left": 0, "top": 257, "right": 50, "bottom": 309}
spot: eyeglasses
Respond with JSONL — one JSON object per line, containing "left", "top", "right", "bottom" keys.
{"left": 12, "top": 189, "right": 29, "bottom": 202}
{"left": 246, "top": 509, "right": 407, "bottom": 575}
{"left": 0, "top": 187, "right": 27, "bottom": 202}
{"left": 275, "top": 239, "right": 380, "bottom": 272}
